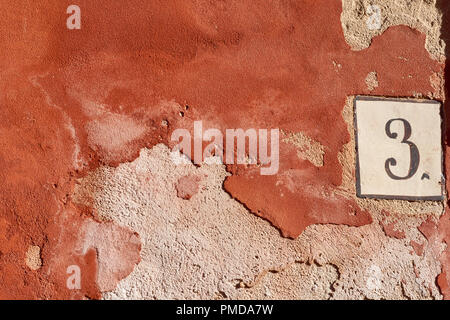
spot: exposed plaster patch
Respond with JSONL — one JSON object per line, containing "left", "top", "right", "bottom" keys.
{"left": 282, "top": 131, "right": 325, "bottom": 167}
{"left": 365, "top": 71, "right": 379, "bottom": 91}
{"left": 300, "top": 223, "right": 442, "bottom": 299}
{"left": 429, "top": 72, "right": 445, "bottom": 99}
{"left": 340, "top": 0, "right": 444, "bottom": 61}
{"left": 73, "top": 144, "right": 299, "bottom": 299}
{"left": 236, "top": 262, "right": 339, "bottom": 300}
{"left": 25, "top": 246, "right": 42, "bottom": 271}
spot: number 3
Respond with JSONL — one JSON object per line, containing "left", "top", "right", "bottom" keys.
{"left": 384, "top": 118, "right": 420, "bottom": 180}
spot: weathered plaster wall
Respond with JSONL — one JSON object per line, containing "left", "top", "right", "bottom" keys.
{"left": 74, "top": 144, "right": 444, "bottom": 299}
{"left": 0, "top": 0, "right": 449, "bottom": 299}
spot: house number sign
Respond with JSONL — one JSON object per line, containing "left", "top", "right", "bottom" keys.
{"left": 354, "top": 96, "right": 443, "bottom": 201}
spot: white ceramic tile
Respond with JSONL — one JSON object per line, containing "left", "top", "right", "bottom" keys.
{"left": 355, "top": 96, "right": 443, "bottom": 200}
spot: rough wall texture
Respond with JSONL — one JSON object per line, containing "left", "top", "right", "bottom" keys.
{"left": 0, "top": 0, "right": 449, "bottom": 299}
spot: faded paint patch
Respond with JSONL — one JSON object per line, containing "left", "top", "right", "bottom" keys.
{"left": 410, "top": 240, "right": 425, "bottom": 256}
{"left": 29, "top": 74, "right": 84, "bottom": 170}
{"left": 381, "top": 221, "right": 407, "bottom": 240}
{"left": 86, "top": 113, "right": 146, "bottom": 158}
{"left": 75, "top": 220, "right": 141, "bottom": 292}
{"left": 176, "top": 174, "right": 202, "bottom": 200}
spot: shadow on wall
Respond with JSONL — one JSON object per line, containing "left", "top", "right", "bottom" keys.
{"left": 437, "top": 0, "right": 450, "bottom": 199}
